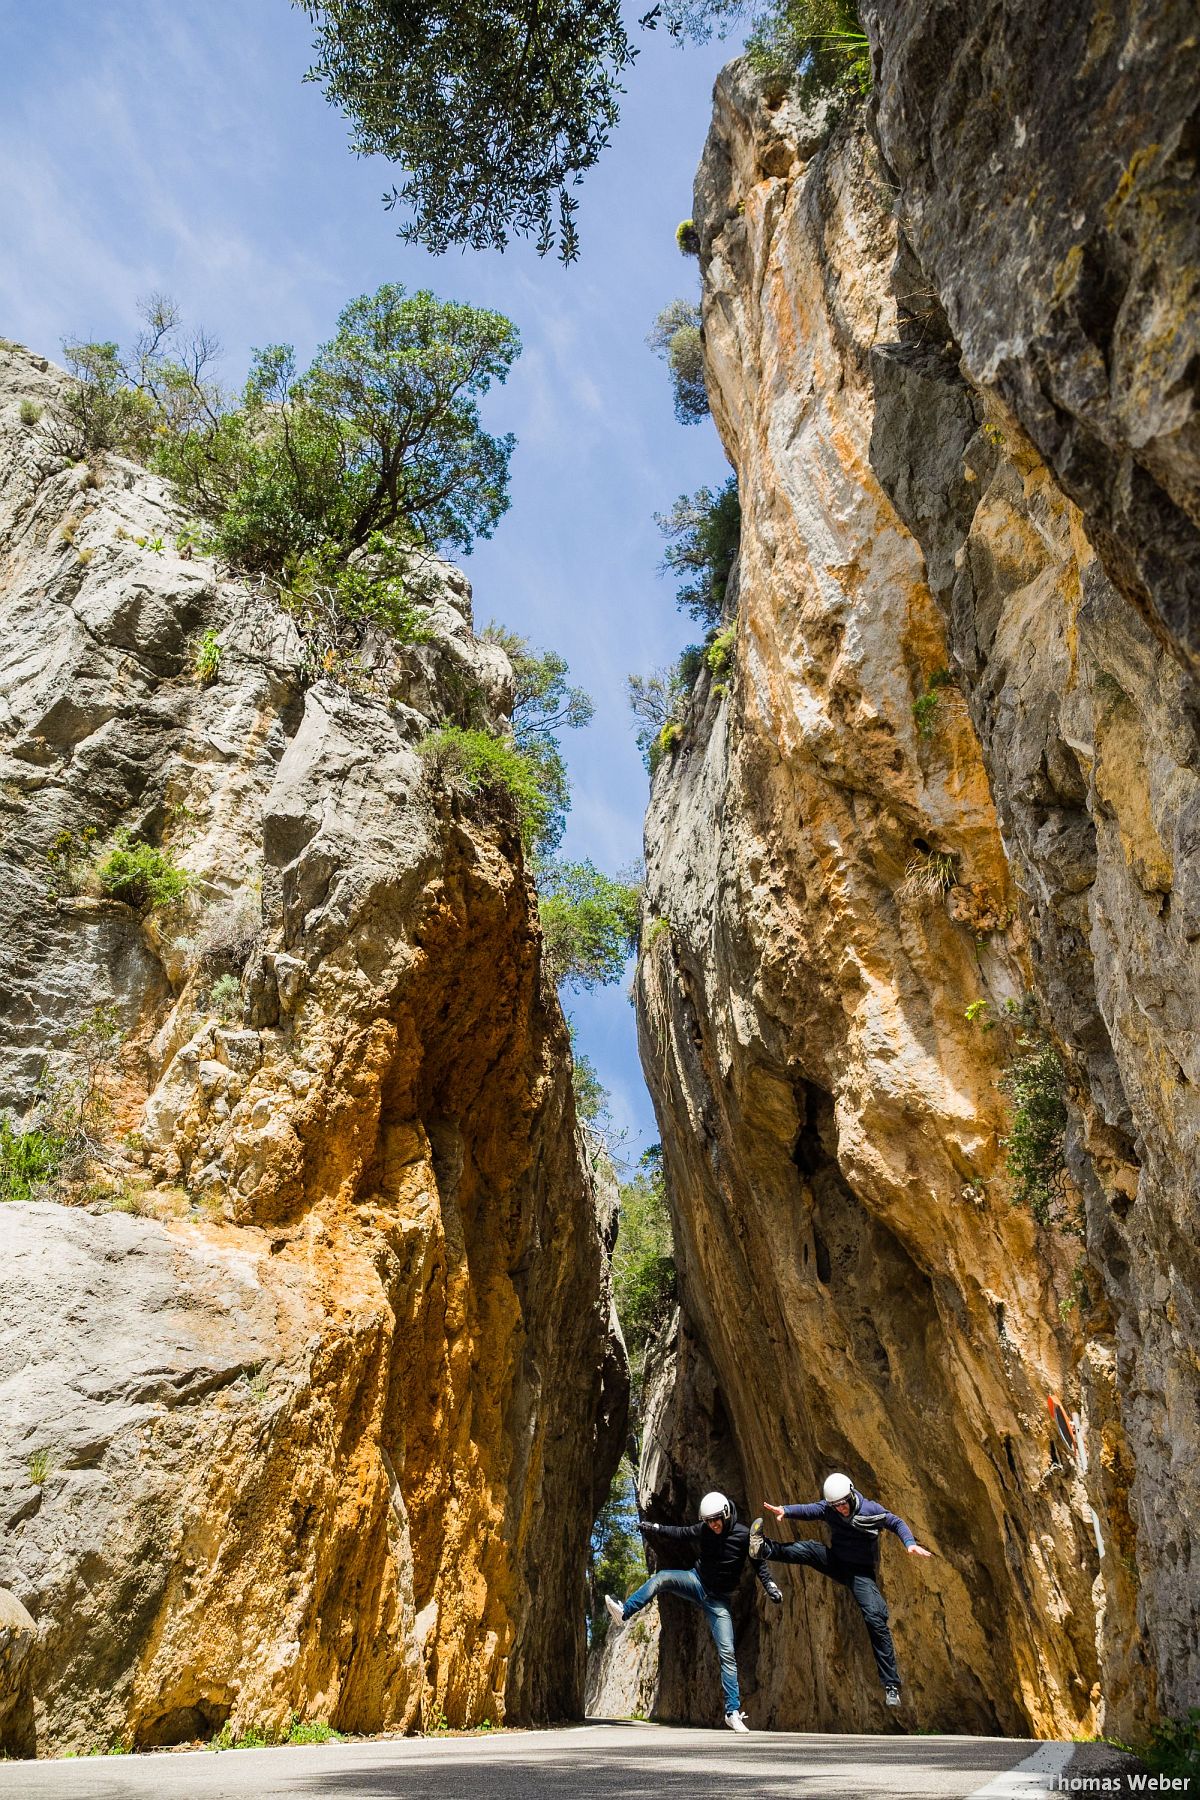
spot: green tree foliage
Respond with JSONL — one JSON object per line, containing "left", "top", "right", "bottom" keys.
{"left": 571, "top": 1041, "right": 610, "bottom": 1128}
{"left": 998, "top": 999, "right": 1071, "bottom": 1229}
{"left": 588, "top": 1458, "right": 647, "bottom": 1641}
{"left": 655, "top": 0, "right": 869, "bottom": 90}
{"left": 155, "top": 285, "right": 519, "bottom": 572}
{"left": 483, "top": 626, "right": 594, "bottom": 856}
{"left": 1, "top": 1004, "right": 122, "bottom": 1201}
{"left": 48, "top": 294, "right": 220, "bottom": 461}
{"left": 95, "top": 834, "right": 192, "bottom": 913}
{"left": 60, "top": 290, "right": 520, "bottom": 680}
{"left": 299, "top": 5, "right": 864, "bottom": 269}
{"left": 0, "top": 1118, "right": 68, "bottom": 1204}
{"left": 300, "top": 1, "right": 638, "bottom": 264}
{"left": 647, "top": 299, "right": 708, "bottom": 424}
{"left": 283, "top": 533, "right": 435, "bottom": 683}
{"left": 613, "top": 1146, "right": 677, "bottom": 1387}
{"left": 537, "top": 860, "right": 640, "bottom": 991}
{"left": 1136, "top": 1712, "right": 1200, "bottom": 1787}
{"left": 627, "top": 664, "right": 693, "bottom": 772}
{"left": 418, "top": 727, "right": 550, "bottom": 852}
{"left": 656, "top": 476, "right": 741, "bottom": 628}
{"left": 676, "top": 219, "right": 701, "bottom": 256}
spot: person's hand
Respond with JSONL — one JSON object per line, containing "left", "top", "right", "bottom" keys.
{"left": 764, "top": 1502, "right": 785, "bottom": 1520}
{"left": 907, "top": 1544, "right": 933, "bottom": 1557}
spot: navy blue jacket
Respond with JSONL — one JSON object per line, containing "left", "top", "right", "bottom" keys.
{"left": 782, "top": 1492, "right": 916, "bottom": 1572}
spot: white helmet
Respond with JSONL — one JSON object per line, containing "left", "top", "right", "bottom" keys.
{"left": 823, "top": 1472, "right": 854, "bottom": 1504}
{"left": 699, "top": 1490, "right": 732, "bottom": 1523}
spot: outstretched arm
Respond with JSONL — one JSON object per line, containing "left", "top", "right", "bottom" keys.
{"left": 879, "top": 1506, "right": 932, "bottom": 1555}
{"left": 639, "top": 1519, "right": 703, "bottom": 1542}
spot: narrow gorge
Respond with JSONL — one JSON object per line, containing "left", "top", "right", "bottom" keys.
{"left": 597, "top": 0, "right": 1199, "bottom": 1748}
{"left": 0, "top": 0, "right": 1197, "bottom": 1772}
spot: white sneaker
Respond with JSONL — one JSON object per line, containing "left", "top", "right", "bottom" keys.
{"left": 749, "top": 1516, "right": 764, "bottom": 1559}
{"left": 604, "top": 1595, "right": 626, "bottom": 1630}
{"left": 725, "top": 1710, "right": 750, "bottom": 1733}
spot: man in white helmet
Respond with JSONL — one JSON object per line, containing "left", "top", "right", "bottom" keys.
{"left": 749, "top": 1472, "right": 933, "bottom": 1708}
{"left": 604, "top": 1488, "right": 781, "bottom": 1732}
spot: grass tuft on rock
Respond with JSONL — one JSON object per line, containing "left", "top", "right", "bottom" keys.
{"left": 419, "top": 727, "right": 550, "bottom": 851}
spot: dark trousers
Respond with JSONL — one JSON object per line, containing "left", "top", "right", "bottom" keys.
{"left": 760, "top": 1539, "right": 901, "bottom": 1688}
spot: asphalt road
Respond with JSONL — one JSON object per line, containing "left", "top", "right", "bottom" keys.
{"left": 0, "top": 1721, "right": 1128, "bottom": 1800}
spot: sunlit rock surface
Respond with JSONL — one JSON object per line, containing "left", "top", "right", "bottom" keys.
{"left": 0, "top": 344, "right": 626, "bottom": 1754}
{"left": 865, "top": 0, "right": 1200, "bottom": 677}
{"left": 865, "top": 0, "right": 1200, "bottom": 1721}
{"left": 636, "top": 44, "right": 1197, "bottom": 1739}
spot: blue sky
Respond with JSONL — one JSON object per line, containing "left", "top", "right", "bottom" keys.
{"left": 1, "top": 3, "right": 734, "bottom": 1159}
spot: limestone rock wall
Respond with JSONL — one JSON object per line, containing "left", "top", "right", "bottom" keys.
{"left": 864, "top": 0, "right": 1200, "bottom": 676}
{"left": 636, "top": 45, "right": 1197, "bottom": 1740}
{"left": 0, "top": 344, "right": 626, "bottom": 1754}
{"left": 863, "top": 0, "right": 1200, "bottom": 1723}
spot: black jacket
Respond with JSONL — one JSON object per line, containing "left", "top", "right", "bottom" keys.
{"left": 640, "top": 1502, "right": 754, "bottom": 1597}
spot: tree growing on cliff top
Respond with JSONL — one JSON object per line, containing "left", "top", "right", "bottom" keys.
{"left": 156, "top": 284, "right": 519, "bottom": 573}
{"left": 50, "top": 293, "right": 221, "bottom": 463}
{"left": 56, "top": 288, "right": 519, "bottom": 579}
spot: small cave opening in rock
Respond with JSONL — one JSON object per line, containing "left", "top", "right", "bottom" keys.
{"left": 790, "top": 1076, "right": 838, "bottom": 1177}
{"left": 137, "top": 1699, "right": 231, "bottom": 1748}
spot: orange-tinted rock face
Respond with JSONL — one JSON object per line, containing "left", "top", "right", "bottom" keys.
{"left": 0, "top": 344, "right": 625, "bottom": 1755}
{"left": 635, "top": 56, "right": 1196, "bottom": 1738}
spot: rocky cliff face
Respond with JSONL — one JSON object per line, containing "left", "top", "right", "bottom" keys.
{"left": 635, "top": 26, "right": 1197, "bottom": 1740}
{"left": 0, "top": 343, "right": 625, "bottom": 1755}
{"left": 864, "top": 0, "right": 1200, "bottom": 1723}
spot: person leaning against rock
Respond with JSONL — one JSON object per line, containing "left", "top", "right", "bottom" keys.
{"left": 604, "top": 1488, "right": 783, "bottom": 1733}
{"left": 749, "top": 1471, "right": 933, "bottom": 1709}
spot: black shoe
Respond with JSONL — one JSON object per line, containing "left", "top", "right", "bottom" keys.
{"left": 884, "top": 1685, "right": 902, "bottom": 1707}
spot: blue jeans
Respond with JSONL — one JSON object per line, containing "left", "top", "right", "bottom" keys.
{"left": 759, "top": 1539, "right": 901, "bottom": 1688}
{"left": 623, "top": 1567, "right": 740, "bottom": 1714}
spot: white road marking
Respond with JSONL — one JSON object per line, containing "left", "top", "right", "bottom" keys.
{"left": 966, "top": 1741, "right": 1075, "bottom": 1799}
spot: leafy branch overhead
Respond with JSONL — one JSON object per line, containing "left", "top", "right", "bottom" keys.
{"left": 300, "top": 0, "right": 638, "bottom": 264}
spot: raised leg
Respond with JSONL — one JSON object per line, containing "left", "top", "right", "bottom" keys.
{"left": 756, "top": 1538, "right": 833, "bottom": 1575}
{"left": 621, "top": 1564, "right": 707, "bottom": 1622}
